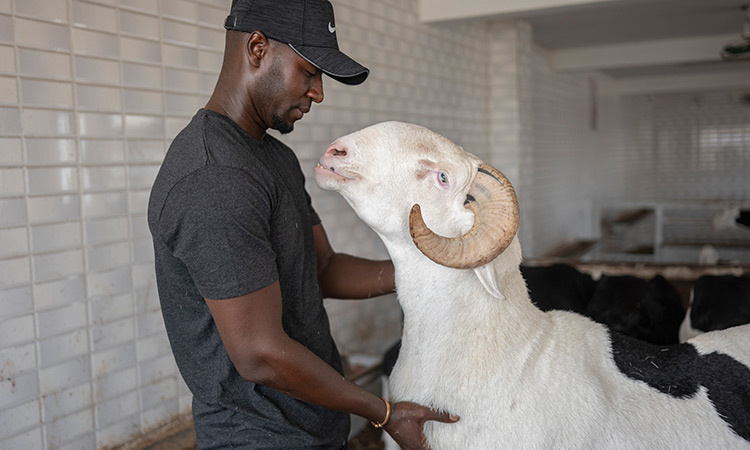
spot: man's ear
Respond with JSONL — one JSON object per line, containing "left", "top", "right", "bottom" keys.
{"left": 246, "top": 31, "right": 269, "bottom": 68}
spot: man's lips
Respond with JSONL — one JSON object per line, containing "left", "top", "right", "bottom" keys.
{"left": 290, "top": 106, "right": 310, "bottom": 121}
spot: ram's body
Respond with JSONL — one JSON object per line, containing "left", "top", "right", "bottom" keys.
{"left": 315, "top": 121, "right": 750, "bottom": 449}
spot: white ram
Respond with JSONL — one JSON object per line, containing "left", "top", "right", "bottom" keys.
{"left": 315, "top": 121, "right": 750, "bottom": 450}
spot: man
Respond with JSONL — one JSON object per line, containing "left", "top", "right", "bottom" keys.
{"left": 147, "top": 0, "right": 458, "bottom": 449}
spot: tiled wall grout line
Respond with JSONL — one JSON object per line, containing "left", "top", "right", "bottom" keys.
{"left": 134, "top": 0, "right": 163, "bottom": 435}
{"left": 13, "top": 0, "right": 47, "bottom": 445}
{"left": 92, "top": 0, "right": 121, "bottom": 446}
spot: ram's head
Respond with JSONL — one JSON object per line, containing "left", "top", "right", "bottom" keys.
{"left": 315, "top": 121, "right": 519, "bottom": 270}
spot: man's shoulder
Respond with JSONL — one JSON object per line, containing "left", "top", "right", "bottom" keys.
{"left": 172, "top": 109, "right": 249, "bottom": 151}
{"left": 262, "top": 133, "right": 299, "bottom": 160}
{"left": 262, "top": 134, "right": 306, "bottom": 174}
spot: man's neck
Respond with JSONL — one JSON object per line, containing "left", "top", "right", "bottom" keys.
{"left": 205, "top": 87, "right": 267, "bottom": 140}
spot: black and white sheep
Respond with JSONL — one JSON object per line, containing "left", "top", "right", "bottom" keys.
{"left": 521, "top": 263, "right": 596, "bottom": 315}
{"left": 315, "top": 121, "right": 750, "bottom": 449}
{"left": 587, "top": 274, "right": 685, "bottom": 345}
{"left": 680, "top": 274, "right": 750, "bottom": 342}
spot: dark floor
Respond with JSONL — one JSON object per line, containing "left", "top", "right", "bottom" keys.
{"left": 140, "top": 426, "right": 195, "bottom": 450}
{"left": 141, "top": 424, "right": 383, "bottom": 450}
{"left": 348, "top": 426, "right": 385, "bottom": 450}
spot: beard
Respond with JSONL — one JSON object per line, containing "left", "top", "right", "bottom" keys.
{"left": 258, "top": 54, "right": 296, "bottom": 135}
{"left": 271, "top": 112, "right": 294, "bottom": 134}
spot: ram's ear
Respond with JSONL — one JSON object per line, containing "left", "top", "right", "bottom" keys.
{"left": 473, "top": 264, "right": 505, "bottom": 300}
{"left": 414, "top": 158, "right": 439, "bottom": 180}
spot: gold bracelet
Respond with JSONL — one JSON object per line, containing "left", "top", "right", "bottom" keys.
{"left": 370, "top": 397, "right": 391, "bottom": 429}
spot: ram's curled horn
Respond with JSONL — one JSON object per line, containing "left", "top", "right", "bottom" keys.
{"left": 409, "top": 163, "right": 519, "bottom": 269}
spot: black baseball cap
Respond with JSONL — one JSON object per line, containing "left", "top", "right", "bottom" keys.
{"left": 224, "top": 0, "right": 369, "bottom": 85}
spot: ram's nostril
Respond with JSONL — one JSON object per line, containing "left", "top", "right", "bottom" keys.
{"left": 325, "top": 142, "right": 348, "bottom": 157}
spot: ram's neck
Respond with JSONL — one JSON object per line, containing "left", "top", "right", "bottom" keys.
{"left": 386, "top": 241, "right": 547, "bottom": 374}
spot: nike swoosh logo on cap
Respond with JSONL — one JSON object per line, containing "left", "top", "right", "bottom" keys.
{"left": 328, "top": 22, "right": 336, "bottom": 33}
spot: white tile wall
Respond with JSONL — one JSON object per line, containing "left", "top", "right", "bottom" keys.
{"left": 0, "top": 137, "right": 23, "bottom": 165}
{"left": 0, "top": 227, "right": 28, "bottom": 257}
{"left": 119, "top": 10, "right": 160, "bottom": 39}
{"left": 120, "top": 36, "right": 162, "bottom": 64}
{"left": 524, "top": 46, "right": 624, "bottom": 256}
{"left": 1, "top": 1, "right": 229, "bottom": 447}
{"left": 14, "top": 18, "right": 70, "bottom": 51}
{"left": 0, "top": 401, "right": 41, "bottom": 441}
{"left": 80, "top": 140, "right": 126, "bottom": 164}
{"left": 621, "top": 91, "right": 750, "bottom": 202}
{"left": 0, "top": 168, "right": 24, "bottom": 195}
{"left": 72, "top": 28, "right": 120, "bottom": 58}
{"left": 75, "top": 56, "right": 122, "bottom": 84}
{"left": 0, "top": 106, "right": 21, "bottom": 134}
{"left": 14, "top": 0, "right": 68, "bottom": 24}
{"left": 18, "top": 48, "right": 71, "bottom": 80}
{"left": 77, "top": 85, "right": 123, "bottom": 112}
{"left": 0, "top": 76, "right": 17, "bottom": 103}
{"left": 72, "top": 0, "right": 118, "bottom": 32}
{"left": 27, "top": 195, "right": 80, "bottom": 223}
{"left": 119, "top": 0, "right": 158, "bottom": 14}
{"left": 0, "top": 45, "right": 16, "bottom": 73}
{"left": 38, "top": 357, "right": 89, "bottom": 399}
{"left": 31, "top": 222, "right": 82, "bottom": 253}
{"left": 28, "top": 167, "right": 79, "bottom": 195}
{"left": 43, "top": 383, "right": 92, "bottom": 425}
{"left": 26, "top": 138, "right": 78, "bottom": 165}
{"left": 34, "top": 277, "right": 86, "bottom": 311}
{"left": 78, "top": 112, "right": 123, "bottom": 137}
{"left": 0, "top": 257, "right": 31, "bottom": 285}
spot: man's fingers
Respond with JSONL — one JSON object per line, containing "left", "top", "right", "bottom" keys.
{"left": 427, "top": 409, "right": 460, "bottom": 423}
{"left": 390, "top": 401, "right": 460, "bottom": 425}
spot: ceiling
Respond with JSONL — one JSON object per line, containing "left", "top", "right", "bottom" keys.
{"left": 526, "top": 0, "right": 745, "bottom": 50}
{"left": 421, "top": 0, "right": 750, "bottom": 91}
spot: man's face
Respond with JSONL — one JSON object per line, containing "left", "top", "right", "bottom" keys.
{"left": 257, "top": 43, "right": 324, "bottom": 134}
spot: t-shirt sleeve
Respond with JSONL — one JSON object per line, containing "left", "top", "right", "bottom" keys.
{"left": 155, "top": 166, "right": 278, "bottom": 300}
{"left": 281, "top": 143, "right": 320, "bottom": 227}
{"left": 305, "top": 187, "right": 321, "bottom": 227}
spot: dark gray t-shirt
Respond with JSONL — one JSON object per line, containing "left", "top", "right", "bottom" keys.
{"left": 148, "top": 109, "right": 349, "bottom": 449}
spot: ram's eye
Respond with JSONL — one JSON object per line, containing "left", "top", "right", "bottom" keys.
{"left": 437, "top": 171, "right": 449, "bottom": 187}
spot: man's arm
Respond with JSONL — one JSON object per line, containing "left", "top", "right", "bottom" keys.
{"left": 204, "top": 282, "right": 457, "bottom": 450}
{"left": 313, "top": 224, "right": 395, "bottom": 299}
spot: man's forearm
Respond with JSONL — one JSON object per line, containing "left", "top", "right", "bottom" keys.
{"left": 248, "top": 331, "right": 388, "bottom": 423}
{"left": 319, "top": 253, "right": 395, "bottom": 299}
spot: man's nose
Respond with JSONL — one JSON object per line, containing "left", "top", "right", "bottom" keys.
{"left": 307, "top": 73, "right": 324, "bottom": 103}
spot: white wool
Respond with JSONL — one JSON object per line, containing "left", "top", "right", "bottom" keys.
{"left": 316, "top": 121, "right": 750, "bottom": 450}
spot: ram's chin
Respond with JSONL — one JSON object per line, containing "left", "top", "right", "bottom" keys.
{"left": 314, "top": 164, "right": 350, "bottom": 191}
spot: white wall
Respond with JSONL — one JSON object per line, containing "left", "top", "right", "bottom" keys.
{"left": 1, "top": 0, "right": 230, "bottom": 448}
{"left": 526, "top": 44, "right": 624, "bottom": 255}
{"left": 486, "top": 21, "right": 533, "bottom": 248}
{"left": 620, "top": 90, "right": 750, "bottom": 203}
{"left": 484, "top": 20, "right": 624, "bottom": 257}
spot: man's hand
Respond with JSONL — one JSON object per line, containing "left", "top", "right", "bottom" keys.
{"left": 384, "top": 401, "right": 459, "bottom": 450}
